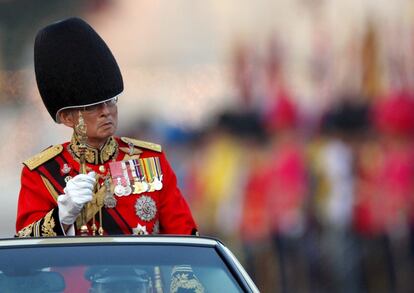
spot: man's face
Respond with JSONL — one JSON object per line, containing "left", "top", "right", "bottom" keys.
{"left": 60, "top": 97, "right": 119, "bottom": 147}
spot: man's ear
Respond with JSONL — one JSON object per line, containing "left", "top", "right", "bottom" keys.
{"left": 59, "top": 110, "right": 77, "bottom": 128}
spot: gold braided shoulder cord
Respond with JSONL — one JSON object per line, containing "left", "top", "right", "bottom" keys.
{"left": 75, "top": 182, "right": 107, "bottom": 228}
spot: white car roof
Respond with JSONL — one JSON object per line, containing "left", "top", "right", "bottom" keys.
{"left": 0, "top": 236, "right": 220, "bottom": 247}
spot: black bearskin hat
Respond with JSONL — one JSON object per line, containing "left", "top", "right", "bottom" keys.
{"left": 34, "top": 17, "right": 123, "bottom": 122}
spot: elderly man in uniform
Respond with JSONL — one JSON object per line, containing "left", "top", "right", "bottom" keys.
{"left": 15, "top": 17, "right": 198, "bottom": 237}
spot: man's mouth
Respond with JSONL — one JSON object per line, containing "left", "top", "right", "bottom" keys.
{"left": 99, "top": 121, "right": 113, "bottom": 127}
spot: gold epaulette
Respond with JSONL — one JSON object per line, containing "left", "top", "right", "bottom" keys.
{"left": 121, "top": 137, "right": 162, "bottom": 152}
{"left": 23, "top": 145, "right": 63, "bottom": 171}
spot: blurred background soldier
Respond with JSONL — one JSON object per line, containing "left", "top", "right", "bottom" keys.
{"left": 15, "top": 17, "right": 198, "bottom": 237}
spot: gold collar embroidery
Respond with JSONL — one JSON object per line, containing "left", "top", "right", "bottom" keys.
{"left": 68, "top": 134, "right": 118, "bottom": 165}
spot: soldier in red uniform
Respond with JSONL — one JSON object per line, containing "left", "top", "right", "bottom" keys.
{"left": 15, "top": 17, "right": 198, "bottom": 237}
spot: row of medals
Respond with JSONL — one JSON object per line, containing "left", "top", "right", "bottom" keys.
{"left": 104, "top": 176, "right": 163, "bottom": 208}
{"left": 104, "top": 159, "right": 163, "bottom": 208}
{"left": 113, "top": 175, "right": 163, "bottom": 197}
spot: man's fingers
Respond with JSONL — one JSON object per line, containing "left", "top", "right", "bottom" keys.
{"left": 69, "top": 180, "right": 95, "bottom": 190}
{"left": 72, "top": 173, "right": 96, "bottom": 183}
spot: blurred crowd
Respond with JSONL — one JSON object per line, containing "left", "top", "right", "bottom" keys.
{"left": 126, "top": 26, "right": 414, "bottom": 293}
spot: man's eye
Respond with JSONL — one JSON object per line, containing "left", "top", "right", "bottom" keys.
{"left": 84, "top": 105, "right": 98, "bottom": 111}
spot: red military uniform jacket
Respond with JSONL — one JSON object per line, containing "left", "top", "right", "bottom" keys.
{"left": 16, "top": 135, "right": 198, "bottom": 237}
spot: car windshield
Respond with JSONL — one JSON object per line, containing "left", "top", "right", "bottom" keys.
{"left": 0, "top": 242, "right": 244, "bottom": 293}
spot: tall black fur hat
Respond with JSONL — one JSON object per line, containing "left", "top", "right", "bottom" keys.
{"left": 34, "top": 17, "right": 123, "bottom": 122}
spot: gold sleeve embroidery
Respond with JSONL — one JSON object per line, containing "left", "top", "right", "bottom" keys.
{"left": 16, "top": 210, "right": 57, "bottom": 237}
{"left": 41, "top": 210, "right": 57, "bottom": 237}
{"left": 16, "top": 222, "right": 34, "bottom": 237}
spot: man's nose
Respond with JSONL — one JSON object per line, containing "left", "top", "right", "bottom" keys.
{"left": 99, "top": 102, "right": 111, "bottom": 115}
